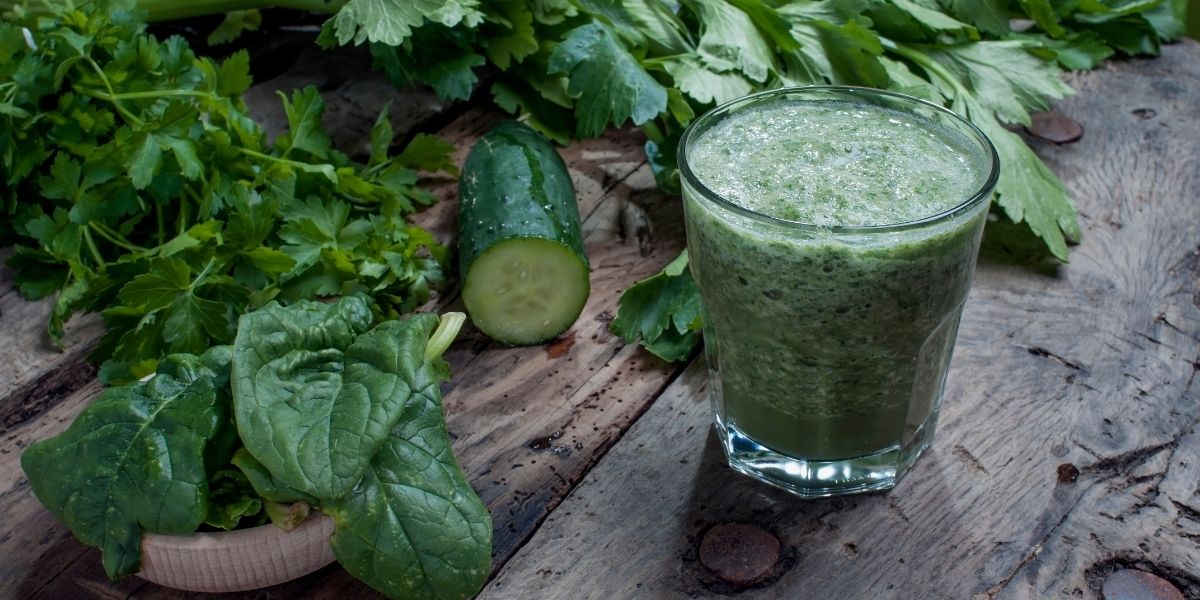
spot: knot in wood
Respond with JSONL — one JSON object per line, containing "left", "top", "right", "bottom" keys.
{"left": 1103, "top": 569, "right": 1184, "bottom": 600}
{"left": 698, "top": 523, "right": 780, "bottom": 587}
{"left": 1056, "top": 463, "right": 1080, "bottom": 483}
{"left": 1027, "top": 111, "right": 1084, "bottom": 143}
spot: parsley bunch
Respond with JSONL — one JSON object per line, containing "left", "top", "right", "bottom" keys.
{"left": 9, "top": 0, "right": 1183, "bottom": 256}
{"left": 1, "top": 6, "right": 453, "bottom": 382}
{"left": 320, "top": 0, "right": 1184, "bottom": 359}
{"left": 349, "top": 0, "right": 1182, "bottom": 259}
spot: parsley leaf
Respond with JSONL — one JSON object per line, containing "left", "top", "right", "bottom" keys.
{"left": 664, "top": 55, "right": 753, "bottom": 106}
{"left": 689, "top": 0, "right": 776, "bottom": 83}
{"left": 956, "top": 93, "right": 1081, "bottom": 260}
{"left": 207, "top": 10, "right": 262, "bottom": 46}
{"left": 924, "top": 41, "right": 1074, "bottom": 126}
{"left": 2, "top": 8, "right": 454, "bottom": 382}
{"left": 277, "top": 86, "right": 332, "bottom": 159}
{"left": 548, "top": 22, "right": 668, "bottom": 138}
{"left": 484, "top": 0, "right": 538, "bottom": 70}
{"left": 610, "top": 251, "right": 702, "bottom": 363}
{"left": 328, "top": 0, "right": 484, "bottom": 46}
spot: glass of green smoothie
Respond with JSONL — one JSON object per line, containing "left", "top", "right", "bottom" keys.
{"left": 679, "top": 86, "right": 999, "bottom": 498}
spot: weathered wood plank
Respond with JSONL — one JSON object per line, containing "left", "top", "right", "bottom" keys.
{"left": 0, "top": 102, "right": 688, "bottom": 597}
{"left": 475, "top": 41, "right": 1200, "bottom": 600}
{"left": 0, "top": 273, "right": 103, "bottom": 432}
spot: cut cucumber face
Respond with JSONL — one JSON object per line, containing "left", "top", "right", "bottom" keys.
{"left": 458, "top": 121, "right": 590, "bottom": 346}
{"left": 462, "top": 238, "right": 589, "bottom": 345}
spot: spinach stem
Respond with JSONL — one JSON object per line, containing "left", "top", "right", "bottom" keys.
{"left": 425, "top": 312, "right": 466, "bottom": 362}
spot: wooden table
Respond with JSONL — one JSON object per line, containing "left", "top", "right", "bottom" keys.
{"left": 2, "top": 38, "right": 1197, "bottom": 600}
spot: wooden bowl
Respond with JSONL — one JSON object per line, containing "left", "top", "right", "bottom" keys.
{"left": 137, "top": 514, "right": 336, "bottom": 592}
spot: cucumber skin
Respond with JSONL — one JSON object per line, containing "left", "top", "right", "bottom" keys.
{"left": 457, "top": 121, "right": 588, "bottom": 276}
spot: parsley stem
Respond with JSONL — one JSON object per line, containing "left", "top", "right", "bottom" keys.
{"left": 156, "top": 202, "right": 165, "bottom": 246}
{"left": 881, "top": 40, "right": 970, "bottom": 97}
{"left": 89, "top": 222, "right": 147, "bottom": 253}
{"left": 640, "top": 54, "right": 690, "bottom": 65}
{"left": 425, "top": 312, "right": 466, "bottom": 362}
{"left": 80, "top": 59, "right": 144, "bottom": 127}
{"left": 104, "top": 89, "right": 215, "bottom": 101}
{"left": 81, "top": 227, "right": 105, "bottom": 266}
{"left": 177, "top": 191, "right": 193, "bottom": 235}
{"left": 190, "top": 258, "right": 217, "bottom": 289}
{"left": 235, "top": 146, "right": 323, "bottom": 171}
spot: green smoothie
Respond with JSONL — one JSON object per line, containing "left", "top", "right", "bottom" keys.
{"left": 681, "top": 90, "right": 994, "bottom": 472}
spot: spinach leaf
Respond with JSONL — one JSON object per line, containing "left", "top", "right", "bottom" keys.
{"left": 21, "top": 353, "right": 226, "bottom": 579}
{"left": 232, "top": 447, "right": 320, "bottom": 505}
{"left": 233, "top": 301, "right": 489, "bottom": 599}
{"left": 204, "top": 469, "right": 264, "bottom": 531}
{"left": 233, "top": 296, "right": 436, "bottom": 500}
{"left": 325, "top": 315, "right": 492, "bottom": 600}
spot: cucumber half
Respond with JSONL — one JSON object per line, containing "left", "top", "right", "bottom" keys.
{"left": 461, "top": 238, "right": 589, "bottom": 345}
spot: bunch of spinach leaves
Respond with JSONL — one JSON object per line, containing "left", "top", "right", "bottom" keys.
{"left": 22, "top": 298, "right": 492, "bottom": 600}
{"left": 0, "top": 4, "right": 453, "bottom": 383}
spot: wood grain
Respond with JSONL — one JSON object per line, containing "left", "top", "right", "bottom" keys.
{"left": 476, "top": 41, "right": 1200, "bottom": 600}
{"left": 0, "top": 267, "right": 102, "bottom": 433}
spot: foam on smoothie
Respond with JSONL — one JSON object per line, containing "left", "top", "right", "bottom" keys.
{"left": 688, "top": 99, "right": 988, "bottom": 226}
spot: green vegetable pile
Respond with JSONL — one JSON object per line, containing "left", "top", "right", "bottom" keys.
{"left": 3, "top": 0, "right": 1187, "bottom": 365}
{"left": 1, "top": 4, "right": 453, "bottom": 382}
{"left": 22, "top": 298, "right": 492, "bottom": 600}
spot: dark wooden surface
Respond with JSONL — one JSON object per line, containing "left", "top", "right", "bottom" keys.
{"left": 1, "top": 36, "right": 1197, "bottom": 600}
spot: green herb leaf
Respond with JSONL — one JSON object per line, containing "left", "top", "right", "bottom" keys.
{"left": 396, "top": 133, "right": 458, "bottom": 175}
{"left": 1015, "top": 31, "right": 1115, "bottom": 70}
{"left": 1016, "top": 0, "right": 1067, "bottom": 38}
{"left": 611, "top": 250, "right": 702, "bottom": 362}
{"left": 485, "top": 0, "right": 538, "bottom": 69}
{"left": 491, "top": 77, "right": 574, "bottom": 144}
{"left": 871, "top": 0, "right": 980, "bottom": 39}
{"left": 940, "top": 0, "right": 1010, "bottom": 36}
{"left": 328, "top": 0, "right": 485, "bottom": 46}
{"left": 950, "top": 91, "right": 1080, "bottom": 259}
{"left": 689, "top": 0, "right": 776, "bottom": 82}
{"left": 277, "top": 86, "right": 332, "bottom": 159}
{"left": 925, "top": 41, "right": 1073, "bottom": 126}
{"left": 624, "top": 0, "right": 693, "bottom": 54}
{"left": 664, "top": 55, "right": 754, "bottom": 106}
{"left": 216, "top": 50, "right": 254, "bottom": 96}
{"left": 207, "top": 10, "right": 263, "bottom": 46}
{"left": 548, "top": 22, "right": 669, "bottom": 137}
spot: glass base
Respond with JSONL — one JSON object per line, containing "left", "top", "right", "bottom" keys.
{"left": 716, "top": 416, "right": 936, "bottom": 498}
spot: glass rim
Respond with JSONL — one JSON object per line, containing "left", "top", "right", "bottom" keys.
{"left": 676, "top": 85, "right": 1001, "bottom": 234}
